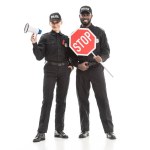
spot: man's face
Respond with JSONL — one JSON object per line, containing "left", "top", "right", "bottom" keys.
{"left": 50, "top": 20, "right": 62, "bottom": 32}
{"left": 79, "top": 12, "right": 93, "bottom": 26}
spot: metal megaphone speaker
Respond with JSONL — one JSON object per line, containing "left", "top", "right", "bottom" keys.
{"left": 24, "top": 23, "right": 42, "bottom": 34}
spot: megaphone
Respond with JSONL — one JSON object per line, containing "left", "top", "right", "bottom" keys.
{"left": 24, "top": 23, "right": 42, "bottom": 34}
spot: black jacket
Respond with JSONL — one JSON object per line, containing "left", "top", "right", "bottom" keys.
{"left": 32, "top": 30, "right": 73, "bottom": 64}
{"left": 71, "top": 24, "right": 110, "bottom": 67}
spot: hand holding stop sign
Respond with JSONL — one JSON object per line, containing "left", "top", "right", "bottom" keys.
{"left": 70, "top": 28, "right": 113, "bottom": 77}
{"left": 93, "top": 55, "right": 103, "bottom": 63}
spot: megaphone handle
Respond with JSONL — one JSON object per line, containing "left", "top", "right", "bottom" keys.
{"left": 92, "top": 52, "right": 114, "bottom": 78}
{"left": 31, "top": 33, "right": 37, "bottom": 43}
{"left": 34, "top": 33, "right": 38, "bottom": 37}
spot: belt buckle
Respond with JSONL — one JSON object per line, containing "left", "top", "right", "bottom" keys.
{"left": 88, "top": 62, "right": 97, "bottom": 67}
{"left": 58, "top": 63, "right": 63, "bottom": 66}
{"left": 58, "top": 62, "right": 65, "bottom": 66}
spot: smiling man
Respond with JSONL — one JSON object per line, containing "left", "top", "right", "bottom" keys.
{"left": 72, "top": 6, "right": 116, "bottom": 140}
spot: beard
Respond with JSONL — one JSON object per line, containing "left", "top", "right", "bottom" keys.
{"left": 80, "top": 18, "right": 91, "bottom": 26}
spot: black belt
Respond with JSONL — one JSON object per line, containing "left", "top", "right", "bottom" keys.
{"left": 88, "top": 62, "right": 99, "bottom": 67}
{"left": 47, "top": 61, "right": 67, "bottom": 66}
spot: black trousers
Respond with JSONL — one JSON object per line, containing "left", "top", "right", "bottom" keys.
{"left": 76, "top": 64, "right": 114, "bottom": 133}
{"left": 38, "top": 63, "right": 71, "bottom": 133}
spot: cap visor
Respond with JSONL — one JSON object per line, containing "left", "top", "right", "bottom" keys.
{"left": 50, "top": 19, "right": 61, "bottom": 22}
{"left": 80, "top": 11, "right": 90, "bottom": 14}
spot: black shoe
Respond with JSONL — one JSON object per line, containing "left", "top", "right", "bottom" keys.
{"left": 54, "top": 130, "right": 68, "bottom": 139}
{"left": 106, "top": 132, "right": 116, "bottom": 140}
{"left": 33, "top": 133, "right": 45, "bottom": 142}
{"left": 79, "top": 131, "right": 89, "bottom": 138}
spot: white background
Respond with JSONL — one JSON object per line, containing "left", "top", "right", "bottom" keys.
{"left": 0, "top": 0, "right": 150, "bottom": 150}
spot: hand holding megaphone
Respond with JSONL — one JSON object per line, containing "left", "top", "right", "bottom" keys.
{"left": 24, "top": 23, "right": 42, "bottom": 44}
{"left": 31, "top": 33, "right": 37, "bottom": 44}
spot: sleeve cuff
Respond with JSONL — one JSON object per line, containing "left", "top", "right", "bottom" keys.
{"left": 32, "top": 42, "right": 38, "bottom": 46}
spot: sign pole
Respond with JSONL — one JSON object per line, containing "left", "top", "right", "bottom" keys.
{"left": 92, "top": 52, "right": 114, "bottom": 78}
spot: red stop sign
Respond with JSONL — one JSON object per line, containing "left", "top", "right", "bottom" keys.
{"left": 69, "top": 28, "right": 96, "bottom": 56}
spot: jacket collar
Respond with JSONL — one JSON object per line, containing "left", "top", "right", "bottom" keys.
{"left": 51, "top": 30, "right": 63, "bottom": 36}
{"left": 80, "top": 23, "right": 94, "bottom": 29}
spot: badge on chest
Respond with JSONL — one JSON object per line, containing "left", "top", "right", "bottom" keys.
{"left": 62, "top": 39, "right": 68, "bottom": 47}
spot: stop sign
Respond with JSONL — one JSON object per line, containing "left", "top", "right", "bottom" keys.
{"left": 69, "top": 28, "right": 96, "bottom": 56}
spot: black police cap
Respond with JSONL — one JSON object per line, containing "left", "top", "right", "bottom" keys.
{"left": 80, "top": 6, "right": 92, "bottom": 14}
{"left": 49, "top": 12, "right": 61, "bottom": 22}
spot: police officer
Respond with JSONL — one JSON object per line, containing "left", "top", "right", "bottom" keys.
{"left": 72, "top": 6, "right": 116, "bottom": 139}
{"left": 31, "top": 12, "right": 73, "bottom": 142}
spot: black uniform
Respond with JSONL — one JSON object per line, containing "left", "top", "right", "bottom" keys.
{"left": 72, "top": 24, "right": 114, "bottom": 133}
{"left": 33, "top": 30, "right": 72, "bottom": 133}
